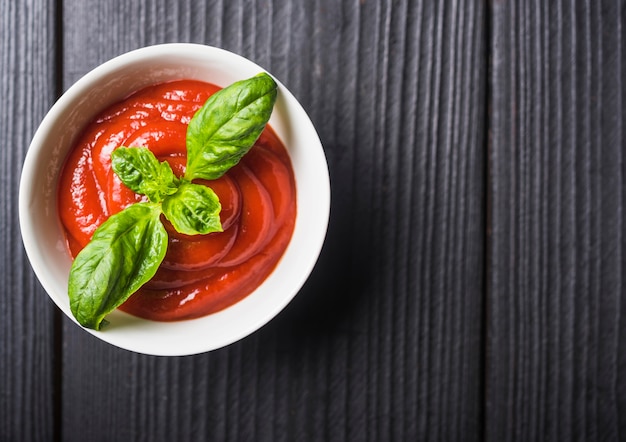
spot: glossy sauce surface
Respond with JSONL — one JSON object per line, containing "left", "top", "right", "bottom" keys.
{"left": 58, "top": 80, "right": 296, "bottom": 321}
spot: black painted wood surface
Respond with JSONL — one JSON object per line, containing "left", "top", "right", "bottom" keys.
{"left": 488, "top": 1, "right": 625, "bottom": 440}
{"left": 0, "top": 1, "right": 58, "bottom": 441}
{"left": 1, "top": 0, "right": 623, "bottom": 441}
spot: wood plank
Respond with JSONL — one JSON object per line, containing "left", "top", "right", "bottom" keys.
{"left": 0, "top": 0, "right": 59, "bottom": 440}
{"left": 59, "top": 1, "right": 486, "bottom": 440}
{"left": 487, "top": 0, "right": 625, "bottom": 440}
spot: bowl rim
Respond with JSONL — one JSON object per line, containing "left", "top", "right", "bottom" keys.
{"left": 19, "top": 43, "right": 330, "bottom": 356}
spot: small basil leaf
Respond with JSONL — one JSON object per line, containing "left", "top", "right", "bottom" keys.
{"left": 68, "top": 202, "right": 167, "bottom": 330}
{"left": 111, "top": 146, "right": 178, "bottom": 203}
{"left": 185, "top": 73, "right": 277, "bottom": 181}
{"left": 162, "top": 182, "right": 223, "bottom": 235}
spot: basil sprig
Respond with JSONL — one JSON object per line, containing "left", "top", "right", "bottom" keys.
{"left": 68, "top": 73, "right": 278, "bottom": 330}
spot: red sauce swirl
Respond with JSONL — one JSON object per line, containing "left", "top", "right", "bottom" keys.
{"left": 58, "top": 80, "right": 297, "bottom": 321}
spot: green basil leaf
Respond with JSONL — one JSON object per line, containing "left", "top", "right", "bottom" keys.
{"left": 162, "top": 182, "right": 223, "bottom": 235}
{"left": 68, "top": 202, "right": 167, "bottom": 330}
{"left": 111, "top": 146, "right": 178, "bottom": 203}
{"left": 184, "top": 73, "right": 277, "bottom": 181}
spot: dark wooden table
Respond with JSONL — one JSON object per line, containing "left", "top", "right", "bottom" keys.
{"left": 2, "top": 1, "right": 624, "bottom": 440}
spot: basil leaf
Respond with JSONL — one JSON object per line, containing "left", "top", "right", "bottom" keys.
{"left": 185, "top": 73, "right": 277, "bottom": 181}
{"left": 68, "top": 202, "right": 167, "bottom": 330}
{"left": 162, "top": 182, "right": 223, "bottom": 235}
{"left": 111, "top": 146, "right": 178, "bottom": 203}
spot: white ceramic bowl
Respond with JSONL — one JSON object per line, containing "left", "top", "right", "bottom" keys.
{"left": 19, "top": 44, "right": 330, "bottom": 356}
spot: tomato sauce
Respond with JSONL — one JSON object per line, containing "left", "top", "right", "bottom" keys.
{"left": 58, "top": 80, "right": 297, "bottom": 321}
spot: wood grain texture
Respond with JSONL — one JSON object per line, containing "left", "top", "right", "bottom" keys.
{"left": 8, "top": 0, "right": 626, "bottom": 439}
{"left": 0, "top": 0, "right": 58, "bottom": 441}
{"left": 488, "top": 0, "right": 625, "bottom": 440}
{"left": 58, "top": 0, "right": 486, "bottom": 441}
